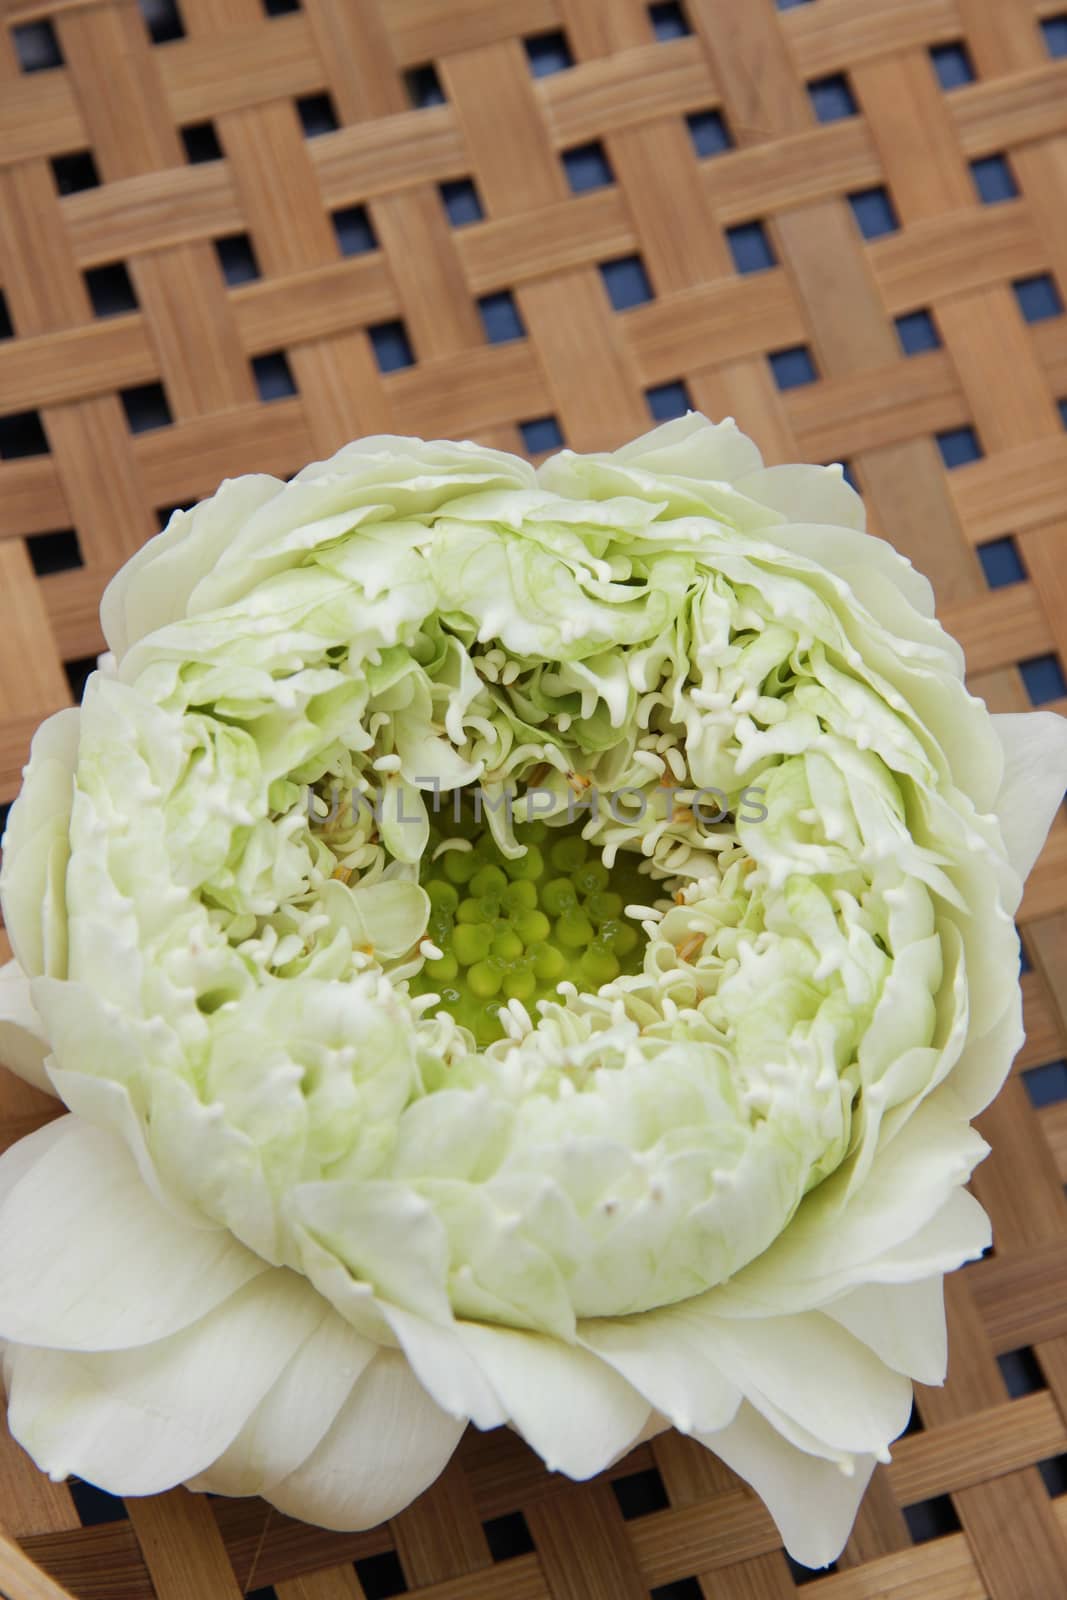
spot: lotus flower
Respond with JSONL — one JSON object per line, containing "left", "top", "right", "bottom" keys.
{"left": 1, "top": 415, "right": 1065, "bottom": 1568}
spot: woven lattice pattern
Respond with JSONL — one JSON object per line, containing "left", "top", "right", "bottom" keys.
{"left": 2, "top": 0, "right": 1067, "bottom": 1595}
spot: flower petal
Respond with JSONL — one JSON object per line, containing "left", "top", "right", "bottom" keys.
{"left": 267, "top": 1349, "right": 465, "bottom": 1529}
{"left": 380, "top": 1304, "right": 506, "bottom": 1430}
{"left": 693, "top": 1310, "right": 912, "bottom": 1456}
{"left": 992, "top": 712, "right": 1067, "bottom": 885}
{"left": 455, "top": 1321, "right": 650, "bottom": 1479}
{"left": 823, "top": 1275, "right": 948, "bottom": 1385}
{"left": 189, "top": 1308, "right": 377, "bottom": 1497}
{"left": 0, "top": 961, "right": 53, "bottom": 1094}
{"left": 580, "top": 1301, "right": 741, "bottom": 1436}
{"left": 0, "top": 1116, "right": 71, "bottom": 1209}
{"left": 701, "top": 1402, "right": 876, "bottom": 1569}
{"left": 0, "top": 1117, "right": 268, "bottom": 1351}
{"left": 6, "top": 1269, "right": 328, "bottom": 1495}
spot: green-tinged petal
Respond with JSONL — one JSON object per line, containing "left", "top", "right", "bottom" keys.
{"left": 991, "top": 711, "right": 1067, "bottom": 888}
{"left": 823, "top": 1276, "right": 949, "bottom": 1385}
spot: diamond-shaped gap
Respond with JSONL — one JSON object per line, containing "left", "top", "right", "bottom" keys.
{"left": 139, "top": 0, "right": 184, "bottom": 44}
{"left": 612, "top": 1465, "right": 670, "bottom": 1519}
{"left": 483, "top": 1509, "right": 535, "bottom": 1560}
{"left": 776, "top": 0, "right": 813, "bottom": 8}
{"left": 726, "top": 220, "right": 776, "bottom": 273}
{"left": 525, "top": 30, "right": 574, "bottom": 76}
{"left": 849, "top": 185, "right": 899, "bottom": 238}
{"left": 687, "top": 109, "right": 732, "bottom": 158}
{"left": 156, "top": 502, "right": 194, "bottom": 531}
{"left": 0, "top": 801, "right": 11, "bottom": 841}
{"left": 646, "top": 380, "right": 692, "bottom": 421}
{"left": 439, "top": 178, "right": 483, "bottom": 226}
{"left": 599, "top": 255, "right": 654, "bottom": 311}
{"left": 998, "top": 1346, "right": 1047, "bottom": 1398}
{"left": 930, "top": 42, "right": 976, "bottom": 89}
{"left": 788, "top": 1556, "right": 839, "bottom": 1586}
{"left": 1042, "top": 15, "right": 1067, "bottom": 58}
{"left": 1020, "top": 655, "right": 1067, "bottom": 705}
{"left": 69, "top": 1479, "right": 128, "bottom": 1525}
{"left": 1019, "top": 930, "right": 1033, "bottom": 974}
{"left": 215, "top": 234, "right": 261, "bottom": 286}
{"left": 478, "top": 290, "right": 525, "bottom": 343}
{"left": 651, "top": 1582, "right": 704, "bottom": 1600}
{"left": 252, "top": 351, "right": 297, "bottom": 401}
{"left": 769, "top": 345, "right": 818, "bottom": 389}
{"left": 0, "top": 290, "right": 12, "bottom": 340}
{"left": 904, "top": 1495, "right": 962, "bottom": 1544}
{"left": 978, "top": 536, "right": 1025, "bottom": 588}
{"left": 1039, "top": 1454, "right": 1067, "bottom": 1496}
{"left": 563, "top": 141, "right": 614, "bottom": 193}
{"left": 297, "top": 93, "right": 339, "bottom": 137}
{"left": 354, "top": 1550, "right": 407, "bottom": 1598}
{"left": 519, "top": 416, "right": 564, "bottom": 454}
{"left": 181, "top": 121, "right": 222, "bottom": 163}
{"left": 13, "top": 19, "right": 64, "bottom": 72}
{"left": 936, "top": 425, "right": 983, "bottom": 468}
{"left": 903, "top": 1400, "right": 925, "bottom": 1436}
{"left": 263, "top": 0, "right": 300, "bottom": 12}
{"left": 405, "top": 63, "right": 445, "bottom": 108}
{"left": 65, "top": 656, "right": 99, "bottom": 704}
{"left": 808, "top": 72, "right": 857, "bottom": 122}
{"left": 895, "top": 309, "right": 941, "bottom": 355}
{"left": 119, "top": 382, "right": 172, "bottom": 434}
{"left": 971, "top": 154, "right": 1018, "bottom": 204}
{"left": 1061, "top": 397, "right": 1067, "bottom": 430}
{"left": 649, "top": 1, "right": 691, "bottom": 40}
{"left": 51, "top": 150, "right": 100, "bottom": 195}
{"left": 369, "top": 321, "right": 415, "bottom": 373}
{"left": 85, "top": 262, "right": 138, "bottom": 319}
{"left": 0, "top": 410, "right": 49, "bottom": 459}
{"left": 246, "top": 1588, "right": 279, "bottom": 1600}
{"left": 27, "top": 528, "right": 82, "bottom": 577}
{"left": 1014, "top": 273, "right": 1064, "bottom": 323}
{"left": 1022, "top": 1059, "right": 1067, "bottom": 1108}
{"left": 332, "top": 205, "right": 377, "bottom": 257}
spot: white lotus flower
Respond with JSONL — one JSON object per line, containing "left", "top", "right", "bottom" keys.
{"left": 1, "top": 415, "right": 1065, "bottom": 1569}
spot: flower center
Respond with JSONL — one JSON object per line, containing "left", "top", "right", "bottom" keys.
{"left": 411, "top": 812, "right": 648, "bottom": 1044}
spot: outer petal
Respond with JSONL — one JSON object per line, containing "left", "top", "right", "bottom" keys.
{"left": 992, "top": 712, "right": 1067, "bottom": 884}
{"left": 189, "top": 1309, "right": 377, "bottom": 1498}
{"left": 455, "top": 1322, "right": 650, "bottom": 1478}
{"left": 0, "top": 1118, "right": 268, "bottom": 1351}
{"left": 824, "top": 1276, "right": 948, "bottom": 1386}
{"left": 6, "top": 1269, "right": 328, "bottom": 1494}
{"left": 717, "top": 1098, "right": 988, "bottom": 1315}
{"left": 0, "top": 961, "right": 53, "bottom": 1094}
{"left": 580, "top": 1302, "right": 741, "bottom": 1437}
{"left": 268, "top": 1349, "right": 465, "bottom": 1529}
{"left": 691, "top": 1311, "right": 912, "bottom": 1456}
{"left": 701, "top": 1402, "right": 877, "bottom": 1570}
{"left": 0, "top": 708, "right": 79, "bottom": 979}
{"left": 381, "top": 1304, "right": 506, "bottom": 1430}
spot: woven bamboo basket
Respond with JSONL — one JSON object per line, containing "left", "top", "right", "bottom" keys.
{"left": 2, "top": 0, "right": 1067, "bottom": 1595}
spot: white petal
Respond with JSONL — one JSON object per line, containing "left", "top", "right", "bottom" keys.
{"left": 0, "top": 1116, "right": 72, "bottom": 1210}
{"left": 45, "top": 1064, "right": 210, "bottom": 1229}
{"left": 992, "top": 712, "right": 1067, "bottom": 884}
{"left": 0, "top": 708, "right": 79, "bottom": 979}
{"left": 381, "top": 1304, "right": 506, "bottom": 1430}
{"left": 189, "top": 1309, "right": 377, "bottom": 1497}
{"left": 694, "top": 1311, "right": 912, "bottom": 1456}
{"left": 736, "top": 463, "right": 867, "bottom": 533}
{"left": 0, "top": 1118, "right": 268, "bottom": 1351}
{"left": 701, "top": 1402, "right": 876, "bottom": 1569}
{"left": 824, "top": 1276, "right": 947, "bottom": 1385}
{"left": 719, "top": 1097, "right": 988, "bottom": 1314}
{"left": 6, "top": 1269, "right": 328, "bottom": 1495}
{"left": 580, "top": 1301, "right": 741, "bottom": 1436}
{"left": 455, "top": 1322, "right": 650, "bottom": 1479}
{"left": 0, "top": 961, "right": 54, "bottom": 1094}
{"left": 268, "top": 1349, "right": 465, "bottom": 1529}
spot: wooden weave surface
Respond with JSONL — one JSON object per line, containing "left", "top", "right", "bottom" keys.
{"left": 2, "top": 0, "right": 1067, "bottom": 1596}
